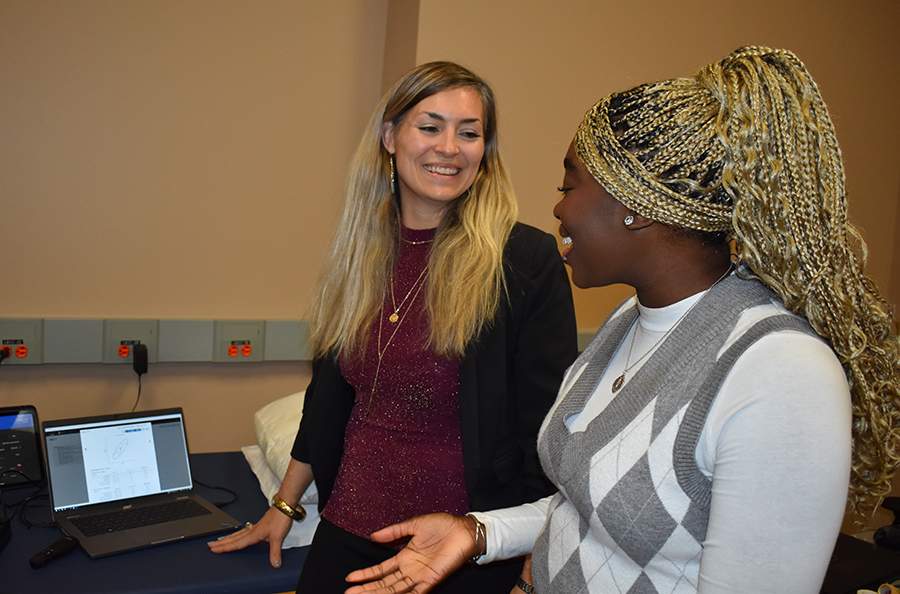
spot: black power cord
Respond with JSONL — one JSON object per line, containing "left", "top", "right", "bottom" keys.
{"left": 192, "top": 479, "right": 238, "bottom": 507}
{"left": 0, "top": 470, "right": 55, "bottom": 529}
{"left": 131, "top": 343, "right": 148, "bottom": 412}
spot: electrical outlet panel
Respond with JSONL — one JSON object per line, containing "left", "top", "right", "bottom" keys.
{"left": 0, "top": 319, "right": 44, "bottom": 365}
{"left": 158, "top": 320, "right": 214, "bottom": 362}
{"left": 213, "top": 320, "right": 265, "bottom": 362}
{"left": 264, "top": 320, "right": 310, "bottom": 361}
{"left": 102, "top": 319, "right": 159, "bottom": 364}
{"left": 43, "top": 319, "right": 103, "bottom": 363}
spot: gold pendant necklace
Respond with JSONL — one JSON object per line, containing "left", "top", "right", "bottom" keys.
{"left": 389, "top": 266, "right": 428, "bottom": 323}
{"left": 368, "top": 271, "right": 428, "bottom": 412}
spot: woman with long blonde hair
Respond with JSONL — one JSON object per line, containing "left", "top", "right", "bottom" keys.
{"left": 210, "top": 61, "right": 578, "bottom": 593}
{"left": 345, "top": 47, "right": 900, "bottom": 594}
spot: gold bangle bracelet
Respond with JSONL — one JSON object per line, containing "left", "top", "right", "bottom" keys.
{"left": 465, "top": 513, "right": 487, "bottom": 563}
{"left": 271, "top": 493, "right": 306, "bottom": 522}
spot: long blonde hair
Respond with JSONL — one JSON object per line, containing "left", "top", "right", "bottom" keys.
{"left": 307, "top": 61, "right": 517, "bottom": 361}
{"left": 576, "top": 46, "right": 900, "bottom": 515}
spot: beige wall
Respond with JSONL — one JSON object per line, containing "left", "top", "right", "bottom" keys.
{"left": 1, "top": 0, "right": 388, "bottom": 320}
{"left": 1, "top": 0, "right": 898, "bottom": 531}
{"left": 0, "top": 0, "right": 387, "bottom": 450}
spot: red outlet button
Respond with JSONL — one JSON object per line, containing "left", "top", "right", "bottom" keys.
{"left": 15, "top": 345, "right": 28, "bottom": 358}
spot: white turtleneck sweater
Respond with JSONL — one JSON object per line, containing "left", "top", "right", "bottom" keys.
{"left": 473, "top": 287, "right": 850, "bottom": 593}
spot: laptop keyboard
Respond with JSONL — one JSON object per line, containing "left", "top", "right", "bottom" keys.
{"left": 70, "top": 498, "right": 212, "bottom": 537}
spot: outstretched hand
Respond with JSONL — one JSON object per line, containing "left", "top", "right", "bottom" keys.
{"left": 207, "top": 506, "right": 293, "bottom": 569}
{"left": 344, "top": 513, "right": 478, "bottom": 594}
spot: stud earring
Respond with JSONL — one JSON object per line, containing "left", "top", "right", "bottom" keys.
{"left": 624, "top": 215, "right": 634, "bottom": 226}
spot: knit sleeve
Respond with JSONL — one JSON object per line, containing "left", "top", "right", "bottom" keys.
{"left": 471, "top": 495, "right": 554, "bottom": 564}
{"left": 696, "top": 330, "right": 851, "bottom": 593}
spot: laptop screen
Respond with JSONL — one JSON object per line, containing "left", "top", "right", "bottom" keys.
{"left": 43, "top": 410, "right": 193, "bottom": 513}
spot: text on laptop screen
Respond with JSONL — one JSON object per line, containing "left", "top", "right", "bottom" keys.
{"left": 44, "top": 412, "right": 193, "bottom": 512}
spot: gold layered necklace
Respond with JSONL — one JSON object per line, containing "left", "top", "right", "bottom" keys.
{"left": 388, "top": 267, "right": 428, "bottom": 323}
{"left": 367, "top": 266, "right": 428, "bottom": 412}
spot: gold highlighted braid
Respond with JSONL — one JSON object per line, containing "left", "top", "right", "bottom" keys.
{"left": 576, "top": 46, "right": 900, "bottom": 516}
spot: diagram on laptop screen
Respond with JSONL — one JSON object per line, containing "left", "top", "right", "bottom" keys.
{"left": 81, "top": 422, "right": 162, "bottom": 503}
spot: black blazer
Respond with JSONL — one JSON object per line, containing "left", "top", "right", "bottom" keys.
{"left": 292, "top": 222, "right": 578, "bottom": 513}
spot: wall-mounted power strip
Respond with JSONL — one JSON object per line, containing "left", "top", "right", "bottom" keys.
{"left": 0, "top": 319, "right": 311, "bottom": 365}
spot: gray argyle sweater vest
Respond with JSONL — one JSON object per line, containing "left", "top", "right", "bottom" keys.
{"left": 532, "top": 274, "right": 819, "bottom": 594}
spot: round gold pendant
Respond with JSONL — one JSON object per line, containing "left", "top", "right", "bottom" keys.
{"left": 389, "top": 313, "right": 399, "bottom": 323}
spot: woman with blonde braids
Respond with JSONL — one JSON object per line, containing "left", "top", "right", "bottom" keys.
{"left": 344, "top": 47, "right": 900, "bottom": 594}
{"left": 209, "top": 61, "right": 579, "bottom": 592}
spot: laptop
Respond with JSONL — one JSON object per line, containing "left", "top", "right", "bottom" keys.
{"left": 42, "top": 408, "right": 242, "bottom": 558}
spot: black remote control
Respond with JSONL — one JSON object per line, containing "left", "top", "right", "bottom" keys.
{"left": 29, "top": 536, "right": 79, "bottom": 569}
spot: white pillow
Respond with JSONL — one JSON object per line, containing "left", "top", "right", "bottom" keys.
{"left": 241, "top": 391, "right": 322, "bottom": 548}
{"left": 252, "top": 390, "right": 317, "bottom": 504}
{"left": 241, "top": 445, "right": 319, "bottom": 548}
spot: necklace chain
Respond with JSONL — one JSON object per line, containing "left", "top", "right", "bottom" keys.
{"left": 389, "top": 267, "right": 428, "bottom": 323}
{"left": 392, "top": 222, "right": 432, "bottom": 320}
{"left": 370, "top": 225, "right": 431, "bottom": 410}
{"left": 368, "top": 267, "right": 428, "bottom": 412}
{"left": 401, "top": 237, "right": 434, "bottom": 245}
{"left": 611, "top": 264, "right": 733, "bottom": 393}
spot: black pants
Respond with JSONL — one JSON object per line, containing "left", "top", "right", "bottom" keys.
{"left": 296, "top": 518, "right": 523, "bottom": 593}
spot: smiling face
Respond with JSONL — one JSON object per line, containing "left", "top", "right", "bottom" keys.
{"left": 554, "top": 140, "right": 635, "bottom": 289}
{"left": 382, "top": 86, "right": 486, "bottom": 229}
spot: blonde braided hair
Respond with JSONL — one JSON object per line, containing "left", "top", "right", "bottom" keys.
{"left": 576, "top": 46, "right": 900, "bottom": 516}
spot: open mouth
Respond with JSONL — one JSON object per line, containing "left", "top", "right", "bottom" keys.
{"left": 424, "top": 164, "right": 460, "bottom": 176}
{"left": 559, "top": 231, "right": 573, "bottom": 261}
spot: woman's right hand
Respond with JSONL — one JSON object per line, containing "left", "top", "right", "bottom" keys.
{"left": 207, "top": 457, "right": 313, "bottom": 568}
{"left": 208, "top": 504, "right": 294, "bottom": 568}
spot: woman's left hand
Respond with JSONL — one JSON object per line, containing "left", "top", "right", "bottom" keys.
{"left": 344, "top": 513, "right": 477, "bottom": 594}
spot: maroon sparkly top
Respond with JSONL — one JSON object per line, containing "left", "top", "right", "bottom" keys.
{"left": 323, "top": 225, "right": 469, "bottom": 540}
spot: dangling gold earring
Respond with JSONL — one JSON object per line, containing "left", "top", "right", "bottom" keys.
{"left": 390, "top": 154, "right": 397, "bottom": 197}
